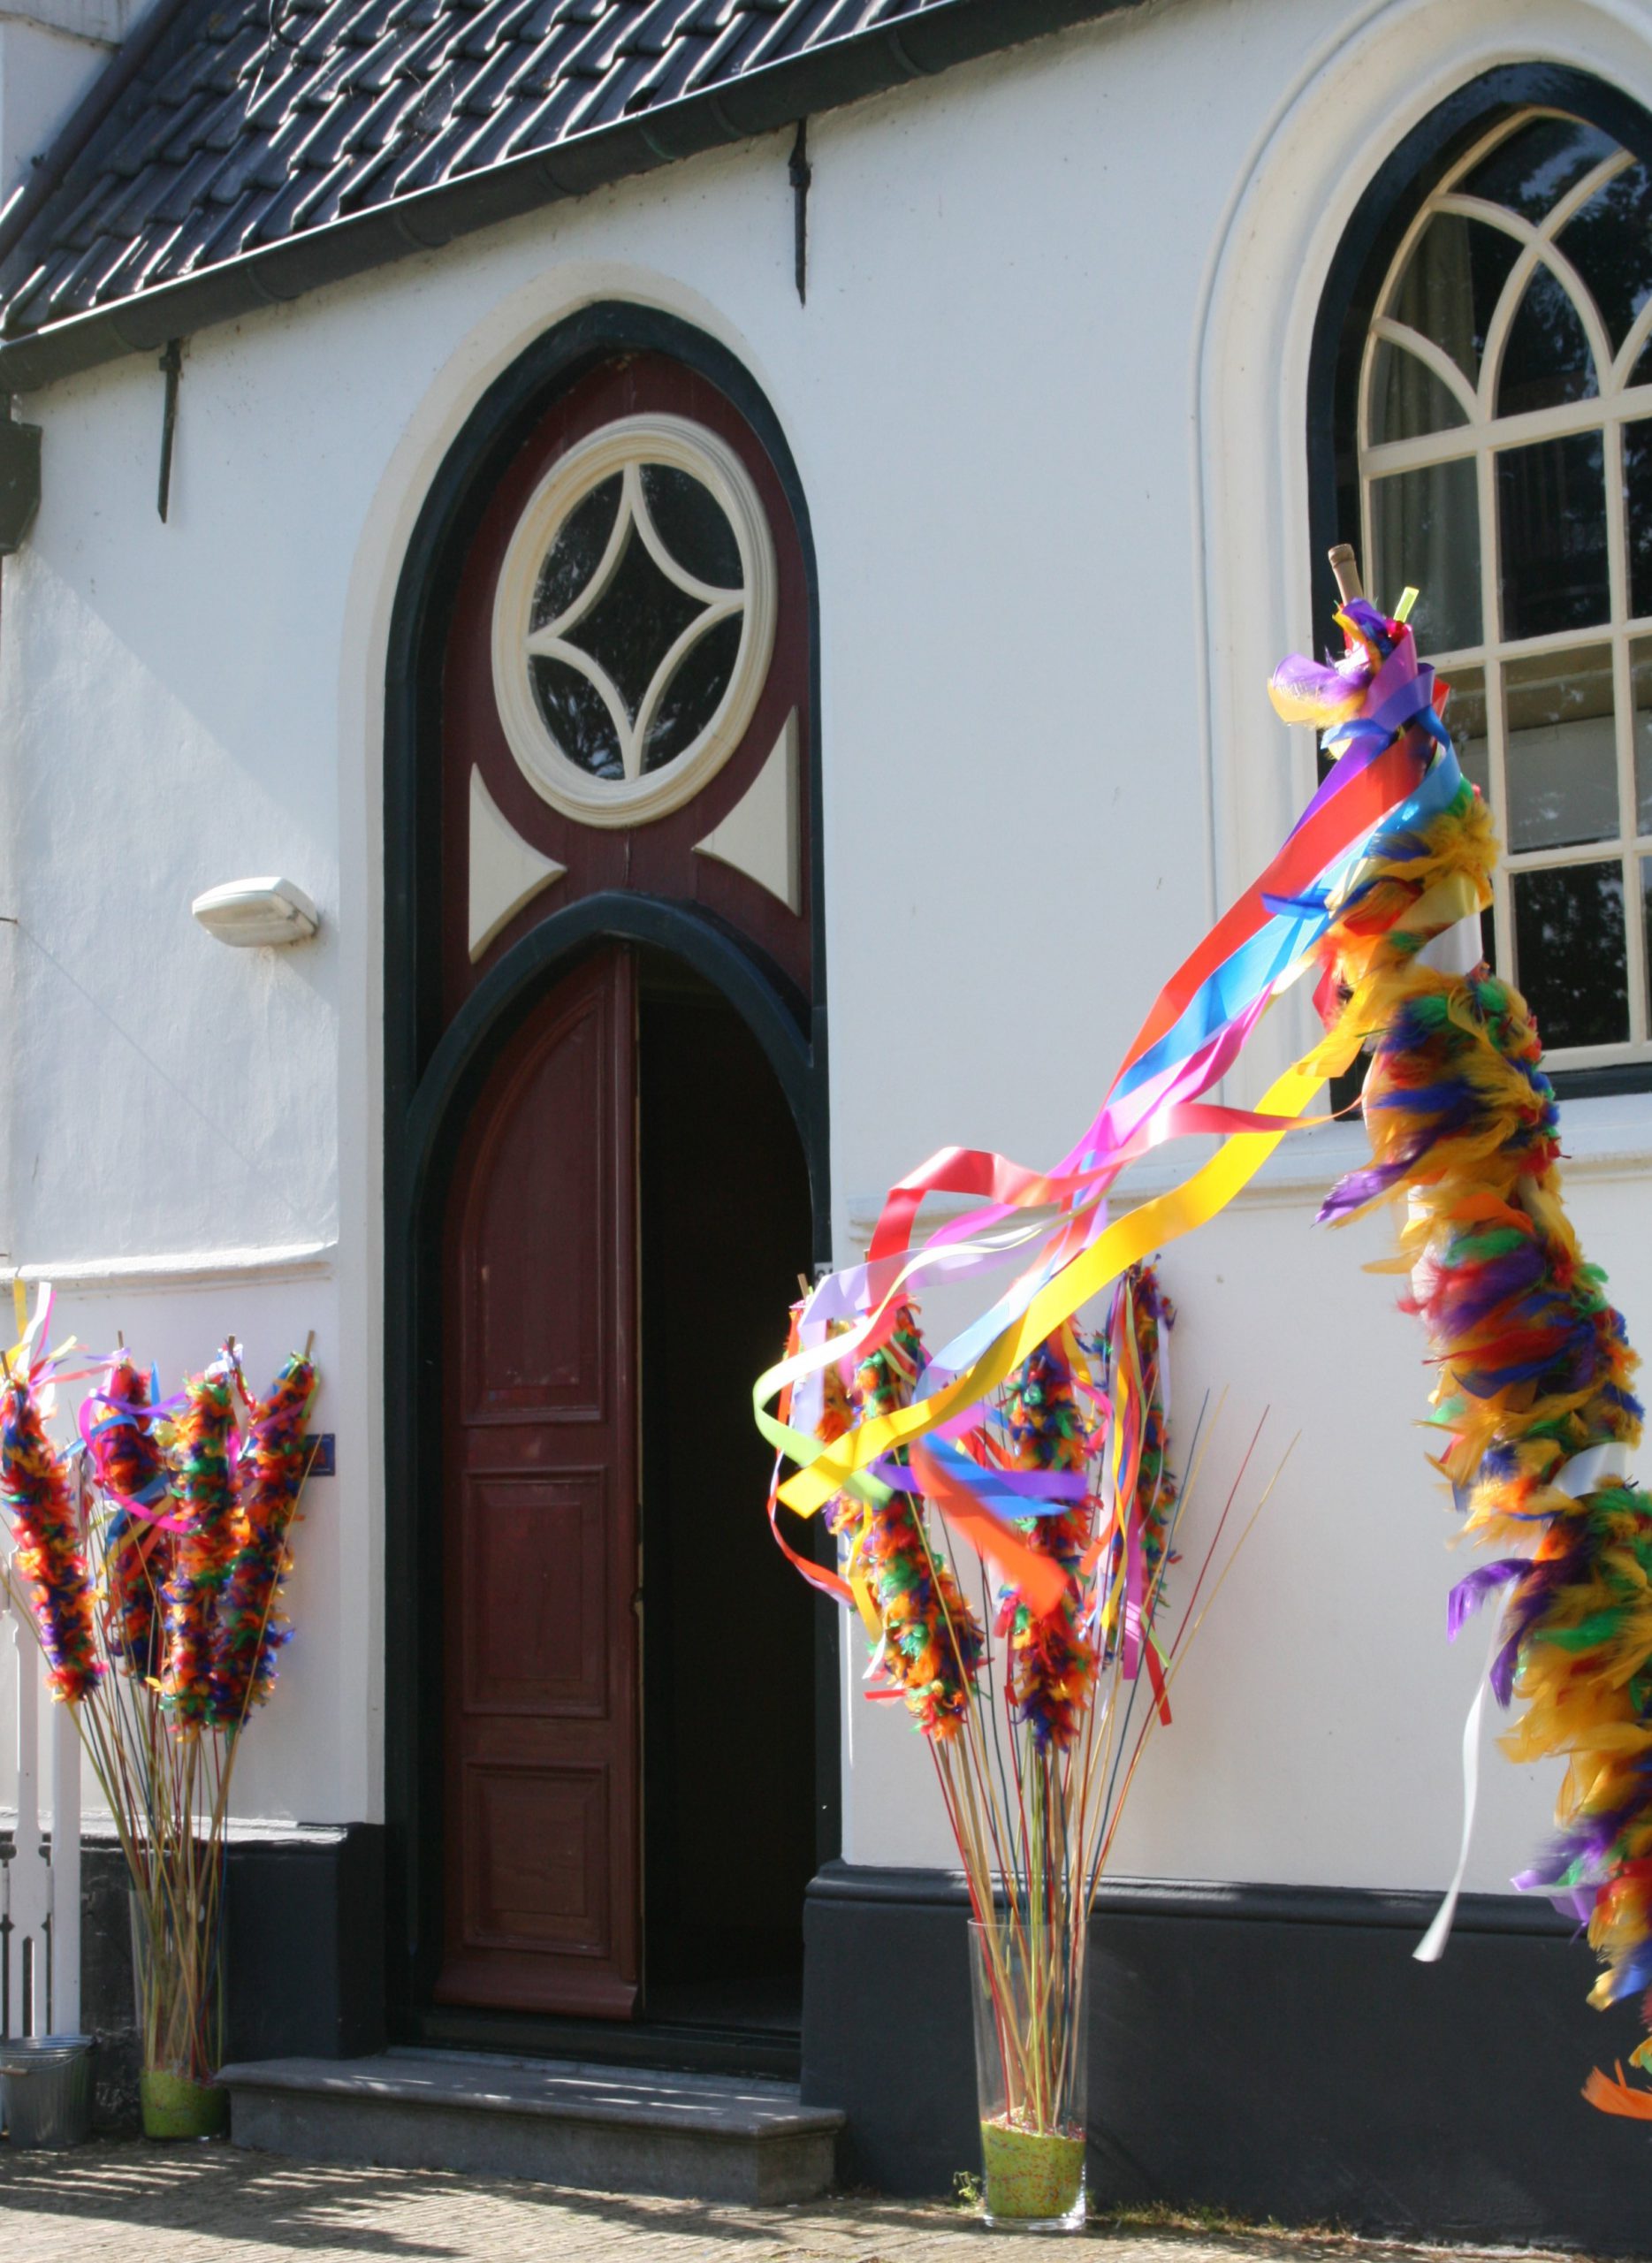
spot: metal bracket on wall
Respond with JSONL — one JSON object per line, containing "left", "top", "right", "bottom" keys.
{"left": 156, "top": 339, "right": 183, "bottom": 522}
{"left": 788, "top": 119, "right": 811, "bottom": 306}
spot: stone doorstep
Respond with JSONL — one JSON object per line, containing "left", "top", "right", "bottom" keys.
{"left": 217, "top": 2049, "right": 845, "bottom": 2205}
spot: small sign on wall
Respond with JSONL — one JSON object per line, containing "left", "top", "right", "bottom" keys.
{"left": 302, "top": 1434, "right": 336, "bottom": 1477}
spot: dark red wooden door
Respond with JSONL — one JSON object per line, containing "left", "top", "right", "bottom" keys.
{"left": 438, "top": 949, "right": 640, "bottom": 2016}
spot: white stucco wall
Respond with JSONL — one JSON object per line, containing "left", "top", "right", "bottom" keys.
{"left": 4, "top": 0, "right": 1651, "bottom": 1906}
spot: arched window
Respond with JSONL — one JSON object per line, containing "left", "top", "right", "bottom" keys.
{"left": 1346, "top": 104, "right": 1652, "bottom": 1068}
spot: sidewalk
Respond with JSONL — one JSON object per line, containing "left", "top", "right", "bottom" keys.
{"left": 0, "top": 2143, "right": 1592, "bottom": 2263}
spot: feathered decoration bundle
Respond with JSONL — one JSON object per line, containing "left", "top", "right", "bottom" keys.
{"left": 996, "top": 1326, "right": 1094, "bottom": 1753}
{"left": 160, "top": 1353, "right": 243, "bottom": 1735}
{"left": 1, "top": 1370, "right": 102, "bottom": 1703}
{"left": 85, "top": 1354, "right": 172, "bottom": 1677}
{"left": 1276, "top": 591, "right": 1652, "bottom": 2114}
{"left": 0, "top": 1300, "right": 322, "bottom": 2095}
{"left": 211, "top": 1352, "right": 316, "bottom": 1727}
{"left": 774, "top": 1253, "right": 1275, "bottom": 2191}
{"left": 1127, "top": 1268, "right": 1179, "bottom": 1617}
{"left": 850, "top": 1304, "right": 984, "bottom": 1741}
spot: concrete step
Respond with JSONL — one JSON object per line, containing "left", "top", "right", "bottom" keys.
{"left": 217, "top": 2047, "right": 844, "bottom": 2202}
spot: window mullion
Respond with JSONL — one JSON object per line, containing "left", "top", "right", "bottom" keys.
{"left": 1608, "top": 415, "right": 1646, "bottom": 1043}
{"left": 1476, "top": 438, "right": 1509, "bottom": 981}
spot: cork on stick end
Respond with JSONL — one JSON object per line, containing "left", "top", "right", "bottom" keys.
{"left": 1328, "top": 543, "right": 1365, "bottom": 605}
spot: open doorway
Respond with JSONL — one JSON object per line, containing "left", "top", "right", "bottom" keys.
{"left": 636, "top": 951, "right": 817, "bottom": 2038}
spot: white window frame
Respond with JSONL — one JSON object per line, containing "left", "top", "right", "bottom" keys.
{"left": 1360, "top": 107, "right": 1652, "bottom": 1070}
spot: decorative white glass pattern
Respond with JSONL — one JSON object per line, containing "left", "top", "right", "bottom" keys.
{"left": 1359, "top": 110, "right": 1652, "bottom": 1063}
{"left": 492, "top": 415, "right": 777, "bottom": 827}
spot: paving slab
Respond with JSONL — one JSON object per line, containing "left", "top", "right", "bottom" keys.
{"left": 0, "top": 2139, "right": 1597, "bottom": 2263}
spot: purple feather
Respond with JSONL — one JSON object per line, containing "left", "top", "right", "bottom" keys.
{"left": 1447, "top": 1558, "right": 1526, "bottom": 1642}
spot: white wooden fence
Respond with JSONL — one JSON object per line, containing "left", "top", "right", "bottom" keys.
{"left": 0, "top": 1559, "right": 81, "bottom": 2038}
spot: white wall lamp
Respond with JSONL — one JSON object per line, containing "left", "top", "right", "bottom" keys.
{"left": 191, "top": 878, "right": 319, "bottom": 947}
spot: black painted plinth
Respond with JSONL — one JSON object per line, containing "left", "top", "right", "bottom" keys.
{"left": 69, "top": 1822, "right": 385, "bottom": 2131}
{"left": 803, "top": 1863, "right": 1650, "bottom": 2250}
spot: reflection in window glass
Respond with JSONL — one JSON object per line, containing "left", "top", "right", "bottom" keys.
{"left": 643, "top": 615, "right": 742, "bottom": 772}
{"left": 1442, "top": 666, "right": 1488, "bottom": 802}
{"left": 1389, "top": 214, "right": 1519, "bottom": 384}
{"left": 1633, "top": 639, "right": 1652, "bottom": 834}
{"left": 1462, "top": 114, "right": 1618, "bottom": 223}
{"left": 639, "top": 464, "right": 742, "bottom": 589}
{"left": 564, "top": 523, "right": 704, "bottom": 720}
{"left": 1504, "top": 646, "right": 1618, "bottom": 851}
{"left": 532, "top": 476, "right": 620, "bottom": 631}
{"left": 531, "top": 656, "right": 622, "bottom": 780}
{"left": 1559, "top": 162, "right": 1652, "bottom": 350}
{"left": 1496, "top": 264, "right": 1599, "bottom": 415}
{"left": 1624, "top": 419, "right": 1652, "bottom": 621}
{"left": 1513, "top": 862, "right": 1628, "bottom": 1048}
{"left": 1497, "top": 431, "right": 1609, "bottom": 638}
{"left": 1369, "top": 339, "right": 1468, "bottom": 441}
{"left": 1370, "top": 456, "right": 1481, "bottom": 653}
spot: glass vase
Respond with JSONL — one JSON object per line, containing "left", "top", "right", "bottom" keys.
{"left": 129, "top": 1874, "right": 228, "bottom": 2138}
{"left": 968, "top": 1916, "right": 1087, "bottom": 2231}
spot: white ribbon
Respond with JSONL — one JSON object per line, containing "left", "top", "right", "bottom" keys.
{"left": 1551, "top": 1441, "right": 1631, "bottom": 1499}
{"left": 1416, "top": 911, "right": 1484, "bottom": 977}
{"left": 1415, "top": 1442, "right": 1633, "bottom": 1964}
{"left": 1415, "top": 1604, "right": 1507, "bottom": 1963}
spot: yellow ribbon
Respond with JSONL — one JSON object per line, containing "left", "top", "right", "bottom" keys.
{"left": 777, "top": 1021, "right": 1359, "bottom": 1521}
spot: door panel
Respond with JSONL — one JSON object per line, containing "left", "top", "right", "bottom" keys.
{"left": 438, "top": 948, "right": 639, "bottom": 2015}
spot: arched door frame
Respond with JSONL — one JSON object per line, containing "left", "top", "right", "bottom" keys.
{"left": 383, "top": 307, "right": 834, "bottom": 2042}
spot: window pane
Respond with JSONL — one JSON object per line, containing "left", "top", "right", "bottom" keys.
{"left": 1631, "top": 637, "right": 1652, "bottom": 834}
{"left": 1623, "top": 418, "right": 1652, "bottom": 621}
{"left": 1368, "top": 338, "right": 1468, "bottom": 442}
{"left": 1388, "top": 213, "right": 1519, "bottom": 385}
{"left": 1496, "top": 264, "right": 1598, "bottom": 415}
{"left": 1512, "top": 862, "right": 1627, "bottom": 1048}
{"left": 531, "top": 656, "right": 623, "bottom": 780}
{"left": 639, "top": 464, "right": 741, "bottom": 590}
{"left": 644, "top": 615, "right": 742, "bottom": 771}
{"left": 1369, "top": 456, "right": 1481, "bottom": 653}
{"left": 1462, "top": 115, "right": 1618, "bottom": 224}
{"left": 1497, "top": 431, "right": 1609, "bottom": 639}
{"left": 1442, "top": 664, "right": 1488, "bottom": 801}
{"left": 1504, "top": 644, "right": 1617, "bottom": 851}
{"left": 565, "top": 522, "right": 705, "bottom": 720}
{"left": 532, "top": 475, "right": 620, "bottom": 631}
{"left": 1557, "top": 161, "right": 1652, "bottom": 351}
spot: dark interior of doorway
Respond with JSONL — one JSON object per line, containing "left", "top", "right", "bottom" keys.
{"left": 636, "top": 950, "right": 816, "bottom": 2041}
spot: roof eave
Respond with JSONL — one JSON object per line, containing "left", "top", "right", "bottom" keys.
{"left": 0, "top": 0, "right": 1146, "bottom": 395}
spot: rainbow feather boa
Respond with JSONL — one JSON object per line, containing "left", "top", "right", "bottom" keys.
{"left": 160, "top": 1352, "right": 242, "bottom": 1734}
{"left": 210, "top": 1352, "right": 316, "bottom": 1729}
{"left": 87, "top": 1353, "right": 172, "bottom": 1677}
{"left": 847, "top": 1304, "right": 984, "bottom": 1741}
{"left": 1283, "top": 598, "right": 1652, "bottom": 2113}
{"left": 1, "top": 1372, "right": 102, "bottom": 1703}
{"left": 996, "top": 1327, "right": 1094, "bottom": 1752}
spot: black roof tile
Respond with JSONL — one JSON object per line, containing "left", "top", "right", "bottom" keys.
{"left": 0, "top": 0, "right": 1134, "bottom": 377}
{"left": 500, "top": 20, "right": 596, "bottom": 98}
